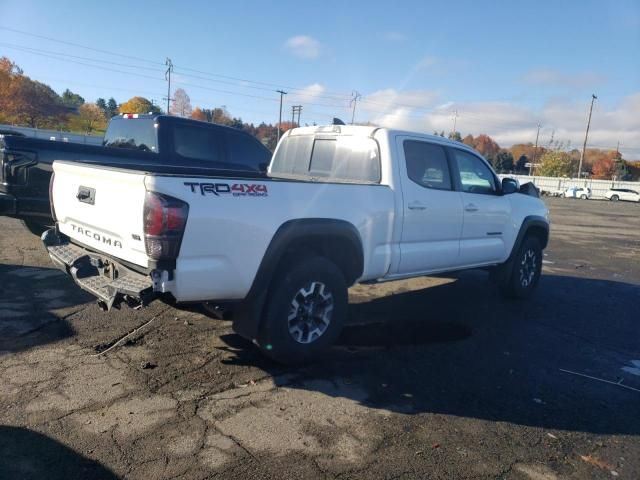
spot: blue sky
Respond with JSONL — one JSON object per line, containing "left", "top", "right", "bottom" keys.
{"left": 1, "top": 0, "right": 639, "bottom": 156}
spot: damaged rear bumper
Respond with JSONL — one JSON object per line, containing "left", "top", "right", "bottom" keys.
{"left": 42, "top": 228, "right": 156, "bottom": 310}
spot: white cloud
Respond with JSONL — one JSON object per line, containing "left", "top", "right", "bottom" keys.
{"left": 415, "top": 56, "right": 437, "bottom": 70}
{"left": 358, "top": 92, "right": 640, "bottom": 159}
{"left": 384, "top": 31, "right": 407, "bottom": 42}
{"left": 287, "top": 83, "right": 329, "bottom": 105}
{"left": 362, "top": 88, "right": 441, "bottom": 113}
{"left": 521, "top": 68, "right": 607, "bottom": 89}
{"left": 284, "top": 35, "right": 321, "bottom": 59}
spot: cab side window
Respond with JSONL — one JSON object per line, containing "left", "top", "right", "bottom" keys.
{"left": 451, "top": 149, "right": 497, "bottom": 195}
{"left": 403, "top": 140, "right": 452, "bottom": 191}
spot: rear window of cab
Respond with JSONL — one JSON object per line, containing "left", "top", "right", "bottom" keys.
{"left": 270, "top": 134, "right": 381, "bottom": 183}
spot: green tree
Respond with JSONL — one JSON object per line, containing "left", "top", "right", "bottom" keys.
{"left": 106, "top": 97, "right": 118, "bottom": 117}
{"left": 448, "top": 131, "right": 462, "bottom": 142}
{"left": 61, "top": 88, "right": 84, "bottom": 108}
{"left": 516, "top": 154, "right": 528, "bottom": 173}
{"left": 493, "top": 151, "right": 514, "bottom": 173}
{"left": 96, "top": 97, "right": 107, "bottom": 115}
{"left": 118, "top": 96, "right": 161, "bottom": 114}
{"left": 537, "top": 151, "right": 576, "bottom": 177}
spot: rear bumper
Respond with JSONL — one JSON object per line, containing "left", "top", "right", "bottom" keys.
{"left": 0, "top": 191, "right": 17, "bottom": 215}
{"left": 42, "top": 228, "right": 155, "bottom": 310}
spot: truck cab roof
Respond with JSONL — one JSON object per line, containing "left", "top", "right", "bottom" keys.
{"left": 288, "top": 124, "right": 475, "bottom": 152}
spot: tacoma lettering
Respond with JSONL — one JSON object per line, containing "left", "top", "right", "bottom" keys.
{"left": 70, "top": 224, "right": 122, "bottom": 248}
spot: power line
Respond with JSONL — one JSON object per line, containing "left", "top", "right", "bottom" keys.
{"left": 0, "top": 25, "right": 164, "bottom": 66}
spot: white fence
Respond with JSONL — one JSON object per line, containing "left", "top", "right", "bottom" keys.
{"left": 499, "top": 174, "right": 640, "bottom": 199}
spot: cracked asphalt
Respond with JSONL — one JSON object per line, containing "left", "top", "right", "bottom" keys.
{"left": 1, "top": 197, "right": 639, "bottom": 479}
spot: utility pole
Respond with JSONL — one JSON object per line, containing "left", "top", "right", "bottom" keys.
{"left": 276, "top": 89, "right": 287, "bottom": 143}
{"left": 452, "top": 109, "right": 458, "bottom": 136}
{"left": 291, "top": 105, "right": 302, "bottom": 127}
{"left": 350, "top": 91, "right": 361, "bottom": 125}
{"left": 530, "top": 123, "right": 541, "bottom": 176}
{"left": 164, "top": 58, "right": 173, "bottom": 115}
{"left": 578, "top": 94, "right": 597, "bottom": 179}
{"left": 296, "top": 105, "right": 302, "bottom": 126}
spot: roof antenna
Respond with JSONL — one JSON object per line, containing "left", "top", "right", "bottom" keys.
{"left": 332, "top": 117, "right": 346, "bottom": 125}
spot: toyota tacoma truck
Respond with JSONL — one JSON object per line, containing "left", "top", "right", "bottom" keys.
{"left": 43, "top": 123, "right": 549, "bottom": 364}
{"left": 0, "top": 114, "right": 270, "bottom": 234}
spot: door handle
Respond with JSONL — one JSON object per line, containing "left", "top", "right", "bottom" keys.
{"left": 464, "top": 204, "right": 479, "bottom": 212}
{"left": 408, "top": 202, "right": 427, "bottom": 211}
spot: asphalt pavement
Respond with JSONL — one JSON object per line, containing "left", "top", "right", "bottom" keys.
{"left": 1, "top": 197, "right": 639, "bottom": 479}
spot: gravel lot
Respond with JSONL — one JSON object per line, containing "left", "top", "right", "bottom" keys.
{"left": 1, "top": 197, "right": 639, "bottom": 479}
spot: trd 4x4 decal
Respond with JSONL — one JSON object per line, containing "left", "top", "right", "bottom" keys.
{"left": 184, "top": 182, "right": 268, "bottom": 197}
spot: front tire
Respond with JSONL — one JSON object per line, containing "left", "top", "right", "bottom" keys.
{"left": 257, "top": 256, "right": 348, "bottom": 365}
{"left": 580, "top": 194, "right": 588, "bottom": 200}
{"left": 499, "top": 236, "right": 543, "bottom": 299}
{"left": 611, "top": 195, "right": 619, "bottom": 202}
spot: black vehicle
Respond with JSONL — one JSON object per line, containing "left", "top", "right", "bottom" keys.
{"left": 0, "top": 115, "right": 271, "bottom": 234}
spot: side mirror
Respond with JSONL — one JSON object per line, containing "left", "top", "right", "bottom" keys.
{"left": 501, "top": 177, "right": 519, "bottom": 195}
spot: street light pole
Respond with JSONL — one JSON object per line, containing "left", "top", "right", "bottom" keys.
{"left": 577, "top": 94, "right": 597, "bottom": 180}
{"left": 530, "top": 123, "right": 541, "bottom": 176}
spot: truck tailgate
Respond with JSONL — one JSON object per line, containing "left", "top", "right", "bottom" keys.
{"left": 52, "top": 161, "right": 149, "bottom": 268}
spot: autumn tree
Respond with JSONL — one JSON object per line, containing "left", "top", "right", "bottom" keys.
{"left": 75, "top": 103, "right": 106, "bottom": 133}
{"left": 14, "top": 78, "right": 65, "bottom": 127}
{"left": 170, "top": 88, "right": 192, "bottom": 117}
{"left": 537, "top": 151, "right": 576, "bottom": 177}
{"left": 191, "top": 107, "right": 207, "bottom": 121}
{"left": 462, "top": 134, "right": 474, "bottom": 147}
{"left": 473, "top": 134, "right": 501, "bottom": 161}
{"left": 119, "top": 96, "right": 161, "bottom": 114}
{"left": 591, "top": 151, "right": 628, "bottom": 179}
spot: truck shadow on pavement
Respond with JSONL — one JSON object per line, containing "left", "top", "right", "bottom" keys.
{"left": 222, "top": 271, "right": 640, "bottom": 436}
{"left": 0, "top": 426, "right": 118, "bottom": 480}
{"left": 0, "top": 263, "right": 92, "bottom": 354}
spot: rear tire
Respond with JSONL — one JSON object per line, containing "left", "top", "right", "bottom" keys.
{"left": 499, "top": 236, "right": 543, "bottom": 299}
{"left": 580, "top": 194, "right": 588, "bottom": 200}
{"left": 21, "top": 220, "right": 48, "bottom": 236}
{"left": 559, "top": 193, "right": 565, "bottom": 198}
{"left": 611, "top": 195, "right": 619, "bottom": 202}
{"left": 257, "top": 256, "right": 347, "bottom": 365}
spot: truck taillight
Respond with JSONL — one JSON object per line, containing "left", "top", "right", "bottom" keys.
{"left": 143, "top": 192, "right": 189, "bottom": 260}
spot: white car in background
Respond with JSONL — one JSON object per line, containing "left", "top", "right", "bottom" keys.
{"left": 604, "top": 188, "right": 640, "bottom": 202}
{"left": 561, "top": 186, "right": 591, "bottom": 199}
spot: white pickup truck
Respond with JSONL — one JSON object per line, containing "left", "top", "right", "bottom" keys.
{"left": 43, "top": 120, "right": 549, "bottom": 363}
